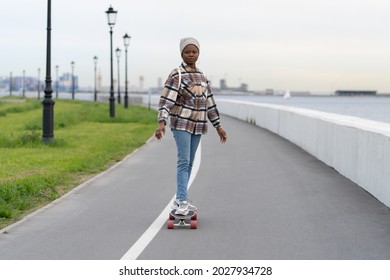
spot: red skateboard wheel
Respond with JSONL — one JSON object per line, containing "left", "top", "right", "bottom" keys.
{"left": 167, "top": 221, "right": 174, "bottom": 229}
{"left": 190, "top": 220, "right": 197, "bottom": 229}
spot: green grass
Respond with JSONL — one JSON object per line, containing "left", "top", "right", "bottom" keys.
{"left": 0, "top": 98, "right": 156, "bottom": 229}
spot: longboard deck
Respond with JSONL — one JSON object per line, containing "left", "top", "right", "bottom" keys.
{"left": 169, "top": 209, "right": 196, "bottom": 219}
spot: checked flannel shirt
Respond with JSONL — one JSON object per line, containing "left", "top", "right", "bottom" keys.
{"left": 158, "top": 63, "right": 221, "bottom": 135}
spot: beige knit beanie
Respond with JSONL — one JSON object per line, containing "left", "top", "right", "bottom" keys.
{"left": 179, "top": 37, "right": 200, "bottom": 54}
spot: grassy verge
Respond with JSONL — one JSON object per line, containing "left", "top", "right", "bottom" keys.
{"left": 0, "top": 97, "right": 156, "bottom": 229}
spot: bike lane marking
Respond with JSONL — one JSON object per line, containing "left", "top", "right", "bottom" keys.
{"left": 120, "top": 141, "right": 201, "bottom": 260}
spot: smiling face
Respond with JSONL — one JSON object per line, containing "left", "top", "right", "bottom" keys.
{"left": 181, "top": 44, "right": 199, "bottom": 68}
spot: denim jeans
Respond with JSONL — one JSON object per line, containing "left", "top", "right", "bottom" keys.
{"left": 172, "top": 129, "right": 201, "bottom": 201}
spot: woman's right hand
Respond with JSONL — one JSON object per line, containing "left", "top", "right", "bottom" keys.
{"left": 155, "top": 122, "right": 166, "bottom": 140}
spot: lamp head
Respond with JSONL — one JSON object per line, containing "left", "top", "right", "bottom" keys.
{"left": 123, "top": 33, "right": 131, "bottom": 47}
{"left": 106, "top": 6, "right": 117, "bottom": 27}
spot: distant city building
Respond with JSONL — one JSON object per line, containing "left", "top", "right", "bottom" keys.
{"left": 58, "top": 73, "right": 79, "bottom": 91}
{"left": 97, "top": 69, "right": 102, "bottom": 91}
{"left": 214, "top": 78, "right": 249, "bottom": 94}
{"left": 0, "top": 75, "right": 41, "bottom": 91}
{"left": 139, "top": 76, "right": 144, "bottom": 91}
{"left": 220, "top": 79, "right": 227, "bottom": 90}
{"left": 335, "top": 90, "right": 376, "bottom": 96}
{"left": 239, "top": 83, "right": 248, "bottom": 92}
{"left": 0, "top": 76, "right": 5, "bottom": 88}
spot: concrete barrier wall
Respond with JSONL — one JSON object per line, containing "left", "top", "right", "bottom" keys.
{"left": 218, "top": 99, "right": 390, "bottom": 208}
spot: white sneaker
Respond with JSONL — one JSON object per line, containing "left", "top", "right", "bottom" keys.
{"left": 175, "top": 201, "right": 189, "bottom": 215}
{"left": 171, "top": 199, "right": 197, "bottom": 211}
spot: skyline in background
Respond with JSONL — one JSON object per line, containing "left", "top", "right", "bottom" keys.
{"left": 2, "top": 0, "right": 390, "bottom": 93}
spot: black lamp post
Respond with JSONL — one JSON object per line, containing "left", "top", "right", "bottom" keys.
{"left": 71, "top": 61, "right": 75, "bottom": 99}
{"left": 106, "top": 6, "right": 117, "bottom": 117}
{"left": 55, "top": 65, "right": 59, "bottom": 99}
{"left": 93, "top": 56, "right": 98, "bottom": 102}
{"left": 9, "top": 72, "right": 12, "bottom": 96}
{"left": 22, "top": 70, "right": 25, "bottom": 98}
{"left": 115, "top": 47, "right": 121, "bottom": 104}
{"left": 42, "top": 0, "right": 54, "bottom": 142}
{"left": 38, "top": 68, "right": 41, "bottom": 99}
{"left": 123, "top": 33, "right": 131, "bottom": 108}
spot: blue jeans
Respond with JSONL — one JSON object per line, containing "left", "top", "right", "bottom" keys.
{"left": 172, "top": 129, "right": 201, "bottom": 201}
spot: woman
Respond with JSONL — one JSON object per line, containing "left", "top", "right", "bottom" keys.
{"left": 155, "top": 37, "right": 227, "bottom": 215}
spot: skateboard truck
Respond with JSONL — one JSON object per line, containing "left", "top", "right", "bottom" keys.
{"left": 167, "top": 210, "right": 198, "bottom": 229}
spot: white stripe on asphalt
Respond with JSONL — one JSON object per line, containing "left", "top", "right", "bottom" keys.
{"left": 120, "top": 141, "right": 202, "bottom": 260}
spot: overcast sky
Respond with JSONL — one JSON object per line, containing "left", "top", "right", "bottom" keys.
{"left": 2, "top": 0, "right": 390, "bottom": 92}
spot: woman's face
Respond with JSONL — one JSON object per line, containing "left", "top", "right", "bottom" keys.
{"left": 181, "top": 44, "right": 199, "bottom": 67}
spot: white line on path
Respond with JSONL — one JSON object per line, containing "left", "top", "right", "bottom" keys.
{"left": 120, "top": 141, "right": 202, "bottom": 260}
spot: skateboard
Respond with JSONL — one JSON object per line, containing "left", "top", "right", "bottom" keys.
{"left": 167, "top": 209, "right": 198, "bottom": 229}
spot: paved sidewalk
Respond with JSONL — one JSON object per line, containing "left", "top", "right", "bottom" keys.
{"left": 1, "top": 115, "right": 390, "bottom": 259}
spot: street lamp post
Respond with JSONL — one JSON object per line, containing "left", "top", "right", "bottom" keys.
{"left": 55, "top": 65, "right": 59, "bottom": 99}
{"left": 71, "top": 61, "right": 75, "bottom": 100}
{"left": 42, "top": 0, "right": 55, "bottom": 142}
{"left": 123, "top": 33, "right": 131, "bottom": 108}
{"left": 9, "top": 72, "right": 12, "bottom": 96}
{"left": 115, "top": 47, "right": 121, "bottom": 104}
{"left": 93, "top": 56, "right": 98, "bottom": 102}
{"left": 38, "top": 68, "right": 41, "bottom": 99}
{"left": 22, "top": 70, "right": 26, "bottom": 98}
{"left": 106, "top": 6, "right": 117, "bottom": 117}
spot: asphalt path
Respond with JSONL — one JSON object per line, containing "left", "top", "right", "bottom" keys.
{"left": 1, "top": 115, "right": 390, "bottom": 259}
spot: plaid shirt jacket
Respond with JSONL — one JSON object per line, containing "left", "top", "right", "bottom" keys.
{"left": 158, "top": 63, "right": 221, "bottom": 135}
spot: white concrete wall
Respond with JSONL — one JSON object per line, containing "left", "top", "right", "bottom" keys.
{"left": 218, "top": 99, "right": 390, "bottom": 208}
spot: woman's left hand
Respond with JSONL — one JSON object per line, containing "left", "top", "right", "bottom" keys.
{"left": 217, "top": 126, "right": 227, "bottom": 143}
